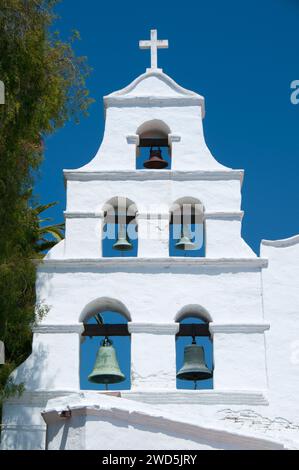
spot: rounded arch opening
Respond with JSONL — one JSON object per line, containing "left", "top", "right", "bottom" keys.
{"left": 175, "top": 305, "right": 213, "bottom": 390}
{"left": 80, "top": 297, "right": 131, "bottom": 391}
{"left": 170, "top": 197, "right": 205, "bottom": 257}
{"left": 136, "top": 119, "right": 171, "bottom": 170}
{"left": 79, "top": 296, "right": 132, "bottom": 323}
{"left": 102, "top": 196, "right": 138, "bottom": 257}
{"left": 175, "top": 304, "right": 212, "bottom": 324}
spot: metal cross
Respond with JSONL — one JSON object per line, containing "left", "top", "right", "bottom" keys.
{"left": 139, "top": 29, "right": 168, "bottom": 70}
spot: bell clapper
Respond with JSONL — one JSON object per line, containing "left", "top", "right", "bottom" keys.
{"left": 103, "top": 336, "right": 112, "bottom": 347}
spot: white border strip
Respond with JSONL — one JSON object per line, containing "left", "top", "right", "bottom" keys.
{"left": 64, "top": 211, "right": 244, "bottom": 221}
{"left": 32, "top": 323, "right": 270, "bottom": 335}
{"left": 4, "top": 389, "right": 268, "bottom": 406}
{"left": 32, "top": 325, "right": 84, "bottom": 334}
{"left": 262, "top": 234, "right": 299, "bottom": 248}
{"left": 35, "top": 257, "right": 268, "bottom": 270}
{"left": 63, "top": 170, "right": 244, "bottom": 182}
{"left": 128, "top": 323, "right": 180, "bottom": 335}
{"left": 209, "top": 323, "right": 270, "bottom": 335}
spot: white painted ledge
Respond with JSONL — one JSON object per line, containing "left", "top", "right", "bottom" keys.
{"left": 209, "top": 323, "right": 270, "bottom": 335}
{"left": 63, "top": 169, "right": 244, "bottom": 182}
{"left": 128, "top": 323, "right": 179, "bottom": 335}
{"left": 64, "top": 211, "right": 103, "bottom": 219}
{"left": 1, "top": 424, "right": 45, "bottom": 433}
{"left": 126, "top": 134, "right": 140, "bottom": 145}
{"left": 261, "top": 234, "right": 299, "bottom": 248}
{"left": 126, "top": 134, "right": 181, "bottom": 146}
{"left": 32, "top": 324, "right": 84, "bottom": 334}
{"left": 35, "top": 257, "right": 268, "bottom": 270}
{"left": 104, "top": 96, "right": 204, "bottom": 108}
{"left": 4, "top": 389, "right": 269, "bottom": 406}
{"left": 205, "top": 211, "right": 244, "bottom": 221}
{"left": 64, "top": 210, "right": 244, "bottom": 221}
{"left": 32, "top": 323, "right": 270, "bottom": 336}
{"left": 168, "top": 134, "right": 181, "bottom": 143}
{"left": 122, "top": 390, "right": 269, "bottom": 406}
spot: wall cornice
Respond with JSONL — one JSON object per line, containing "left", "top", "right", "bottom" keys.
{"left": 35, "top": 257, "right": 268, "bottom": 270}
{"left": 122, "top": 390, "right": 269, "bottom": 406}
{"left": 31, "top": 323, "right": 270, "bottom": 336}
{"left": 63, "top": 169, "right": 244, "bottom": 182}
{"left": 5, "top": 389, "right": 269, "bottom": 407}
{"left": 104, "top": 96, "right": 203, "bottom": 108}
{"left": 32, "top": 324, "right": 84, "bottom": 334}
{"left": 64, "top": 210, "right": 244, "bottom": 221}
{"left": 209, "top": 323, "right": 270, "bottom": 335}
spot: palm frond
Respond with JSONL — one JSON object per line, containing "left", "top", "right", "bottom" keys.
{"left": 31, "top": 201, "right": 65, "bottom": 253}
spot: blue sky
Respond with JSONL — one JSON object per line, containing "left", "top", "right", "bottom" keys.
{"left": 36, "top": 0, "right": 299, "bottom": 390}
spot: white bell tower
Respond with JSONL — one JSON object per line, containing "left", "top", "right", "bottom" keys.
{"left": 2, "top": 30, "right": 299, "bottom": 451}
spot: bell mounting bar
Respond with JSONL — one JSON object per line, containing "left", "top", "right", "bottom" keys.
{"left": 82, "top": 323, "right": 210, "bottom": 338}
{"left": 83, "top": 324, "right": 130, "bottom": 337}
{"left": 177, "top": 324, "right": 210, "bottom": 337}
{"left": 139, "top": 138, "right": 169, "bottom": 147}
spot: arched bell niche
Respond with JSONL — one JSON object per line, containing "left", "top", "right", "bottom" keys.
{"left": 175, "top": 305, "right": 213, "bottom": 390}
{"left": 102, "top": 197, "right": 138, "bottom": 257}
{"left": 136, "top": 119, "right": 171, "bottom": 170}
{"left": 79, "top": 297, "right": 131, "bottom": 391}
{"left": 170, "top": 197, "right": 205, "bottom": 257}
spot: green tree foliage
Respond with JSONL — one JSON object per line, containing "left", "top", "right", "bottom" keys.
{"left": 0, "top": 0, "right": 92, "bottom": 402}
{"left": 32, "top": 201, "right": 65, "bottom": 253}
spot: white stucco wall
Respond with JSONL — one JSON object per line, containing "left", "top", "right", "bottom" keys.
{"left": 7, "top": 263, "right": 267, "bottom": 395}
{"left": 260, "top": 236, "right": 299, "bottom": 422}
{"left": 42, "top": 393, "right": 285, "bottom": 450}
{"left": 78, "top": 71, "right": 226, "bottom": 172}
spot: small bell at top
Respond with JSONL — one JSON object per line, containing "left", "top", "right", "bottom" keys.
{"left": 143, "top": 147, "right": 168, "bottom": 169}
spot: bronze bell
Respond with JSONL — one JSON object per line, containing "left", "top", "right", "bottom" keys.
{"left": 177, "top": 338, "right": 212, "bottom": 388}
{"left": 113, "top": 222, "right": 133, "bottom": 251}
{"left": 143, "top": 147, "right": 168, "bottom": 169}
{"left": 88, "top": 337, "right": 125, "bottom": 389}
{"left": 175, "top": 224, "right": 196, "bottom": 250}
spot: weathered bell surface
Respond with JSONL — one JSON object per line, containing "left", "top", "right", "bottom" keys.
{"left": 143, "top": 147, "right": 168, "bottom": 169}
{"left": 175, "top": 224, "right": 196, "bottom": 250}
{"left": 113, "top": 237, "right": 133, "bottom": 251}
{"left": 175, "top": 235, "right": 197, "bottom": 250}
{"left": 113, "top": 223, "right": 133, "bottom": 251}
{"left": 88, "top": 337, "right": 126, "bottom": 385}
{"left": 176, "top": 344, "right": 212, "bottom": 382}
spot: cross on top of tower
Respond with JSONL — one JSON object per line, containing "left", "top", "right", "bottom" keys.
{"left": 139, "top": 29, "right": 168, "bottom": 72}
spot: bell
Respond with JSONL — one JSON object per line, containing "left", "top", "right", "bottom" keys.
{"left": 88, "top": 337, "right": 125, "bottom": 387}
{"left": 113, "top": 222, "right": 133, "bottom": 251}
{"left": 143, "top": 147, "right": 168, "bottom": 169}
{"left": 177, "top": 339, "right": 212, "bottom": 385}
{"left": 175, "top": 224, "right": 196, "bottom": 250}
